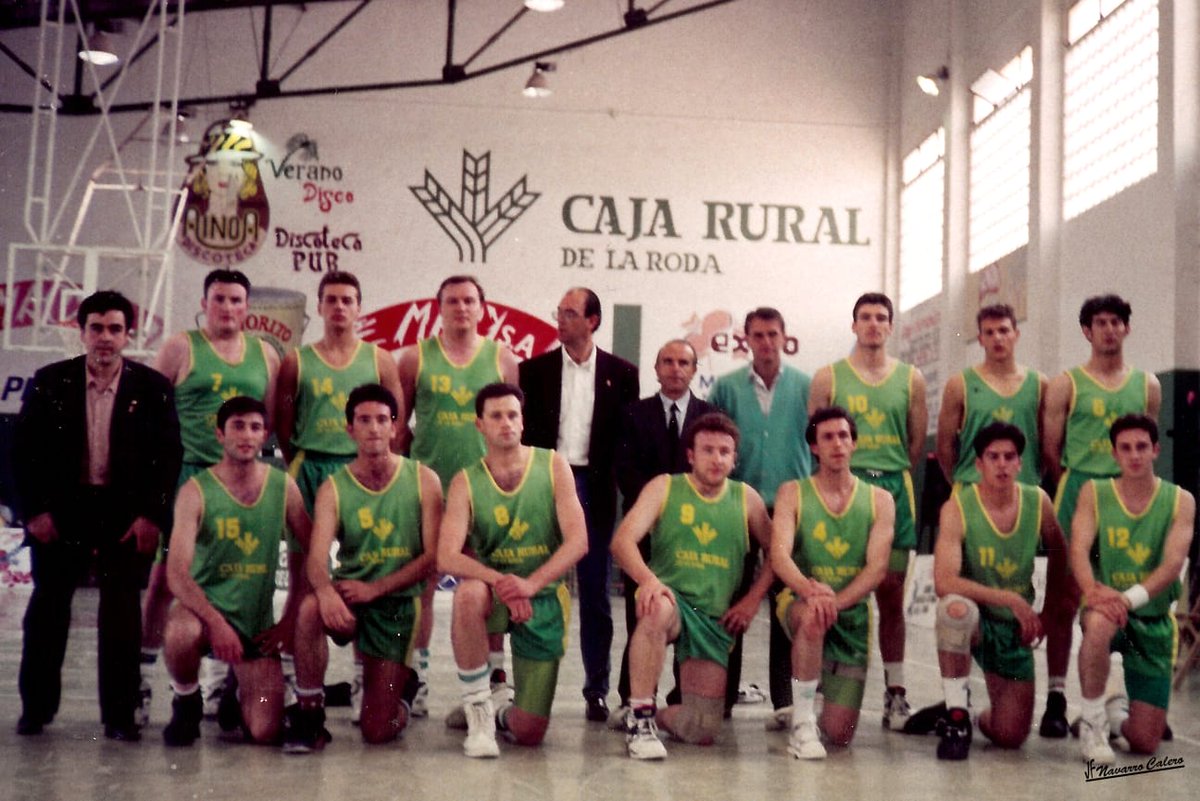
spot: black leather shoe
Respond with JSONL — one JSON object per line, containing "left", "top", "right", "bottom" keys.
{"left": 1039, "top": 691, "right": 1069, "bottom": 739}
{"left": 585, "top": 697, "right": 609, "bottom": 723}
{"left": 104, "top": 723, "right": 142, "bottom": 742}
{"left": 16, "top": 716, "right": 44, "bottom": 736}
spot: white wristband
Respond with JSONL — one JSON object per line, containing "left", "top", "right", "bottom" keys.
{"left": 1123, "top": 583, "right": 1150, "bottom": 611}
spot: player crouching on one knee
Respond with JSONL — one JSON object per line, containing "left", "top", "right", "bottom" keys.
{"left": 612, "top": 412, "right": 774, "bottom": 760}
{"left": 769, "top": 407, "right": 895, "bottom": 759}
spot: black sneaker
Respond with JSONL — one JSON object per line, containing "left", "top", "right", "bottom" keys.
{"left": 217, "top": 677, "right": 242, "bottom": 733}
{"left": 283, "top": 705, "right": 330, "bottom": 754}
{"left": 162, "top": 691, "right": 203, "bottom": 747}
{"left": 936, "top": 707, "right": 972, "bottom": 760}
{"left": 1038, "top": 691, "right": 1069, "bottom": 738}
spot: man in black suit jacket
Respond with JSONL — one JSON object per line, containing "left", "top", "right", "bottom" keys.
{"left": 518, "top": 287, "right": 639, "bottom": 721}
{"left": 13, "top": 291, "right": 182, "bottom": 740}
{"left": 610, "top": 339, "right": 714, "bottom": 719}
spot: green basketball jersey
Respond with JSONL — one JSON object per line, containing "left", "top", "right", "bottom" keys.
{"left": 190, "top": 466, "right": 287, "bottom": 639}
{"left": 1092, "top": 478, "right": 1181, "bottom": 618}
{"left": 329, "top": 457, "right": 424, "bottom": 595}
{"left": 465, "top": 447, "right": 561, "bottom": 597}
{"left": 412, "top": 337, "right": 502, "bottom": 489}
{"left": 956, "top": 482, "right": 1042, "bottom": 620}
{"left": 647, "top": 474, "right": 749, "bottom": 618}
{"left": 792, "top": 476, "right": 875, "bottom": 595}
{"left": 176, "top": 330, "right": 270, "bottom": 465}
{"left": 292, "top": 341, "right": 381, "bottom": 455}
{"left": 831, "top": 359, "right": 913, "bottom": 472}
{"left": 1063, "top": 367, "right": 1148, "bottom": 475}
{"left": 955, "top": 368, "right": 1041, "bottom": 485}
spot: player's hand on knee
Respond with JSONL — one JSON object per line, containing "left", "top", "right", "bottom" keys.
{"left": 254, "top": 619, "right": 292, "bottom": 656}
{"left": 507, "top": 597, "right": 534, "bottom": 624}
{"left": 1010, "top": 600, "right": 1044, "bottom": 646}
{"left": 209, "top": 619, "right": 244, "bottom": 663}
{"left": 720, "top": 596, "right": 757, "bottom": 634}
{"left": 318, "top": 587, "right": 357, "bottom": 632}
{"left": 335, "top": 579, "right": 377, "bottom": 606}
{"left": 494, "top": 574, "right": 536, "bottom": 606}
{"left": 636, "top": 578, "right": 675, "bottom": 620}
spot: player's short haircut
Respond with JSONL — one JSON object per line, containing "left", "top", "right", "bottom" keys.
{"left": 216, "top": 395, "right": 268, "bottom": 430}
{"left": 805, "top": 406, "right": 858, "bottom": 446}
{"left": 743, "top": 306, "right": 786, "bottom": 335}
{"left": 972, "top": 421, "right": 1026, "bottom": 458}
{"left": 475, "top": 382, "right": 524, "bottom": 417}
{"left": 976, "top": 303, "right": 1018, "bottom": 331}
{"left": 655, "top": 339, "right": 698, "bottom": 366}
{"left": 318, "top": 270, "right": 362, "bottom": 303}
{"left": 570, "top": 287, "right": 602, "bottom": 332}
{"left": 682, "top": 411, "right": 740, "bottom": 451}
{"left": 852, "top": 292, "right": 894, "bottom": 322}
{"left": 345, "top": 382, "right": 398, "bottom": 423}
{"left": 1079, "top": 294, "right": 1132, "bottom": 327}
{"left": 77, "top": 290, "right": 135, "bottom": 330}
{"left": 437, "top": 274, "right": 485, "bottom": 307}
{"left": 203, "top": 269, "right": 252, "bottom": 296}
{"left": 1109, "top": 413, "right": 1158, "bottom": 446}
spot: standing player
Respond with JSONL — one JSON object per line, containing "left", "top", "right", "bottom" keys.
{"left": 936, "top": 304, "right": 1045, "bottom": 487}
{"left": 285, "top": 384, "right": 442, "bottom": 751}
{"left": 1041, "top": 294, "right": 1161, "bottom": 737}
{"left": 277, "top": 271, "right": 404, "bottom": 511}
{"left": 161, "top": 397, "right": 310, "bottom": 747}
{"left": 141, "top": 269, "right": 279, "bottom": 723}
{"left": 437, "top": 383, "right": 587, "bottom": 758}
{"left": 612, "top": 412, "right": 773, "bottom": 760}
{"left": 1071, "top": 415, "right": 1193, "bottom": 765}
{"left": 707, "top": 306, "right": 812, "bottom": 723}
{"left": 770, "top": 407, "right": 895, "bottom": 759}
{"left": 808, "top": 292, "right": 927, "bottom": 729}
{"left": 930, "top": 423, "right": 1069, "bottom": 760}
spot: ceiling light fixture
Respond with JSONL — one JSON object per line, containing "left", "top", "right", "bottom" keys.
{"left": 525, "top": 0, "right": 565, "bottom": 11}
{"left": 916, "top": 66, "right": 949, "bottom": 97}
{"left": 523, "top": 61, "right": 556, "bottom": 98}
{"left": 78, "top": 25, "right": 119, "bottom": 66}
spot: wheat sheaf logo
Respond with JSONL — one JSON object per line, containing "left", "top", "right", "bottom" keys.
{"left": 410, "top": 150, "right": 540, "bottom": 263}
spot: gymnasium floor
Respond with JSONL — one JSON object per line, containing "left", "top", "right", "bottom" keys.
{"left": 1, "top": 584, "right": 1197, "bottom": 801}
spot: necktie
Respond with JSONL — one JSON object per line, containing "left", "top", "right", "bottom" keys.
{"left": 668, "top": 403, "right": 680, "bottom": 466}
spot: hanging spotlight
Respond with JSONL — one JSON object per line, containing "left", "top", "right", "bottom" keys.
{"left": 917, "top": 66, "right": 949, "bottom": 97}
{"left": 79, "top": 24, "right": 119, "bottom": 66}
{"left": 525, "top": 0, "right": 565, "bottom": 11}
{"left": 228, "top": 101, "right": 254, "bottom": 132}
{"left": 523, "top": 62, "right": 556, "bottom": 98}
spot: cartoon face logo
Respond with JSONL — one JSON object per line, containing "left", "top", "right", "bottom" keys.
{"left": 178, "top": 119, "right": 270, "bottom": 266}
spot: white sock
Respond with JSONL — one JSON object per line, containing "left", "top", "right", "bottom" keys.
{"left": 942, "top": 676, "right": 969, "bottom": 710}
{"left": 1048, "top": 676, "right": 1066, "bottom": 694}
{"left": 884, "top": 662, "right": 905, "bottom": 689}
{"left": 171, "top": 681, "right": 199, "bottom": 696}
{"left": 1080, "top": 695, "right": 1106, "bottom": 728}
{"left": 791, "top": 678, "right": 819, "bottom": 727}
{"left": 488, "top": 650, "right": 506, "bottom": 678}
{"left": 458, "top": 664, "right": 490, "bottom": 701}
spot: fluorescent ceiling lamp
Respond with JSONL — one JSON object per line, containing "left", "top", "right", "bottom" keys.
{"left": 523, "top": 62, "right": 555, "bottom": 98}
{"left": 917, "top": 66, "right": 949, "bottom": 97}
{"left": 79, "top": 29, "right": 118, "bottom": 66}
{"left": 525, "top": 0, "right": 565, "bottom": 11}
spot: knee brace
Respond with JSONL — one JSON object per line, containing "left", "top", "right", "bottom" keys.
{"left": 936, "top": 594, "right": 979, "bottom": 654}
{"left": 673, "top": 693, "right": 724, "bottom": 744}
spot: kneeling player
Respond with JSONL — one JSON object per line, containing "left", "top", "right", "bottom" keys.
{"left": 438, "top": 383, "right": 587, "bottom": 758}
{"left": 931, "top": 422, "right": 1069, "bottom": 759}
{"left": 1072, "top": 415, "right": 1194, "bottom": 765}
{"left": 162, "top": 397, "right": 311, "bottom": 746}
{"left": 286, "top": 384, "right": 443, "bottom": 751}
{"left": 770, "top": 407, "right": 894, "bottom": 759}
{"left": 612, "top": 412, "right": 773, "bottom": 760}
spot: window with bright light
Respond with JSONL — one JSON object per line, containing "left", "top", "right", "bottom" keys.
{"left": 969, "top": 47, "right": 1032, "bottom": 273}
{"left": 900, "top": 129, "right": 945, "bottom": 312}
{"left": 1063, "top": 0, "right": 1158, "bottom": 220}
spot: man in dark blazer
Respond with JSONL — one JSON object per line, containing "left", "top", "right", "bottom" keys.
{"left": 610, "top": 339, "right": 714, "bottom": 720}
{"left": 518, "top": 287, "right": 639, "bottom": 722}
{"left": 13, "top": 290, "right": 182, "bottom": 740}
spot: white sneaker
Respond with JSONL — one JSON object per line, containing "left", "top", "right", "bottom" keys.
{"left": 608, "top": 704, "right": 633, "bottom": 733}
{"left": 626, "top": 715, "right": 667, "bottom": 760}
{"left": 788, "top": 718, "right": 827, "bottom": 760}
{"left": 764, "top": 706, "right": 793, "bottom": 732}
{"left": 446, "top": 681, "right": 512, "bottom": 730}
{"left": 462, "top": 697, "right": 500, "bottom": 759}
{"left": 1080, "top": 717, "right": 1115, "bottom": 766}
{"left": 882, "top": 687, "right": 912, "bottom": 731}
{"left": 1105, "top": 694, "right": 1130, "bottom": 746}
{"left": 410, "top": 680, "right": 429, "bottom": 719}
{"left": 199, "top": 657, "right": 230, "bottom": 718}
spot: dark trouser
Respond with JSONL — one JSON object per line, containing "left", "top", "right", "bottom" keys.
{"left": 19, "top": 488, "right": 149, "bottom": 728}
{"left": 616, "top": 535, "right": 681, "bottom": 706}
{"left": 573, "top": 469, "right": 614, "bottom": 701}
{"left": 724, "top": 540, "right": 792, "bottom": 711}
